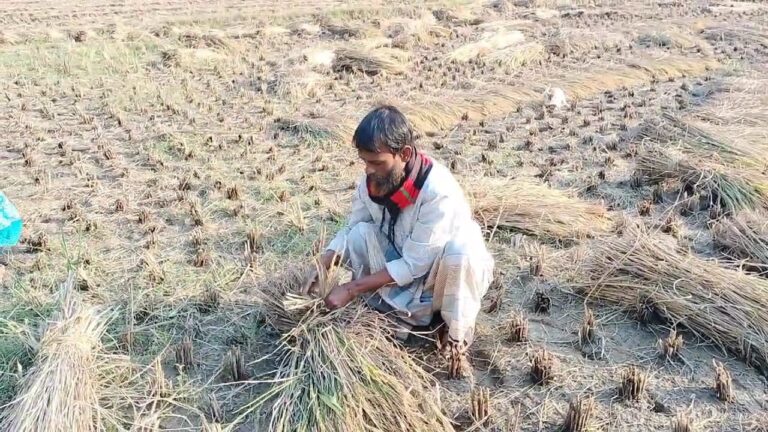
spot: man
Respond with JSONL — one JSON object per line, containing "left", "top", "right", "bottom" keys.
{"left": 304, "top": 105, "right": 494, "bottom": 353}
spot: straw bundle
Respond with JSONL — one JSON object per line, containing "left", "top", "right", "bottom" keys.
{"left": 576, "top": 222, "right": 768, "bottom": 373}
{"left": 247, "top": 274, "right": 453, "bottom": 432}
{"left": 275, "top": 117, "right": 354, "bottom": 147}
{"left": 636, "top": 148, "right": 768, "bottom": 213}
{"left": 332, "top": 47, "right": 408, "bottom": 75}
{"left": 267, "top": 70, "right": 327, "bottom": 102}
{"left": 0, "top": 273, "right": 114, "bottom": 431}
{"left": 486, "top": 42, "right": 546, "bottom": 69}
{"left": 465, "top": 178, "right": 612, "bottom": 240}
{"left": 634, "top": 113, "right": 766, "bottom": 166}
{"left": 700, "top": 24, "right": 768, "bottom": 50}
{"left": 634, "top": 26, "right": 710, "bottom": 52}
{"left": 546, "top": 29, "right": 627, "bottom": 57}
{"left": 447, "top": 30, "right": 526, "bottom": 62}
{"left": 712, "top": 211, "right": 768, "bottom": 271}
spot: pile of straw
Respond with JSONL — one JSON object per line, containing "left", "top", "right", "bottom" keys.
{"left": 486, "top": 42, "right": 546, "bottom": 69}
{"left": 466, "top": 178, "right": 612, "bottom": 240}
{"left": 447, "top": 30, "right": 526, "bottom": 62}
{"left": 634, "top": 113, "right": 765, "bottom": 166}
{"left": 712, "top": 211, "right": 768, "bottom": 271}
{"left": 546, "top": 29, "right": 628, "bottom": 57}
{"left": 576, "top": 222, "right": 768, "bottom": 373}
{"left": 246, "top": 272, "right": 453, "bottom": 432}
{"left": 636, "top": 149, "right": 768, "bottom": 213}
{"left": 0, "top": 273, "right": 114, "bottom": 431}
{"left": 332, "top": 47, "right": 408, "bottom": 75}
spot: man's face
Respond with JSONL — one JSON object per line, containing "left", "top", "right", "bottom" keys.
{"left": 358, "top": 148, "right": 409, "bottom": 195}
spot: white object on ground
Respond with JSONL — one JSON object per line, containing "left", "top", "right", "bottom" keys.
{"left": 544, "top": 87, "right": 568, "bottom": 110}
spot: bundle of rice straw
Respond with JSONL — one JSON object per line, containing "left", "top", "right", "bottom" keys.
{"left": 712, "top": 211, "right": 768, "bottom": 272}
{"left": 486, "top": 42, "right": 546, "bottom": 69}
{"left": 636, "top": 148, "right": 768, "bottom": 213}
{"left": 576, "top": 222, "right": 768, "bottom": 373}
{"left": 0, "top": 273, "right": 114, "bottom": 431}
{"left": 245, "top": 272, "right": 454, "bottom": 432}
{"left": 546, "top": 29, "right": 628, "bottom": 57}
{"left": 634, "top": 113, "right": 765, "bottom": 166}
{"left": 275, "top": 117, "right": 354, "bottom": 146}
{"left": 465, "top": 178, "right": 612, "bottom": 240}
{"left": 332, "top": 47, "right": 408, "bottom": 75}
{"left": 447, "top": 30, "right": 526, "bottom": 62}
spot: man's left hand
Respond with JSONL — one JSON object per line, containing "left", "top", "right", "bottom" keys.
{"left": 324, "top": 283, "right": 356, "bottom": 310}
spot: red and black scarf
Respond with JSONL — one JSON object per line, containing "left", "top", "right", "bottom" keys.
{"left": 368, "top": 151, "right": 433, "bottom": 255}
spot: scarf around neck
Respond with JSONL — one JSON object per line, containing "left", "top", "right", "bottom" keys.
{"left": 367, "top": 151, "right": 433, "bottom": 255}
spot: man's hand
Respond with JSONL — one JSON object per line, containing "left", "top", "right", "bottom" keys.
{"left": 301, "top": 251, "right": 338, "bottom": 295}
{"left": 324, "top": 283, "right": 356, "bottom": 310}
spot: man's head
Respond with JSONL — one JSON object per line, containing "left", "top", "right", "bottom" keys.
{"left": 353, "top": 105, "right": 416, "bottom": 195}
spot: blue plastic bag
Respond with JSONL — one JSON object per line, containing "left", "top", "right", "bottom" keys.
{"left": 0, "top": 191, "right": 23, "bottom": 247}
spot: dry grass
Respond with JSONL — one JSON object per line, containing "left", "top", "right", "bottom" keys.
{"left": 577, "top": 222, "right": 768, "bottom": 372}
{"left": 448, "top": 29, "right": 526, "bottom": 62}
{"left": 245, "top": 270, "right": 454, "bottom": 432}
{"left": 0, "top": 273, "right": 115, "bottom": 431}
{"left": 712, "top": 211, "right": 768, "bottom": 271}
{"left": 619, "top": 365, "right": 648, "bottom": 401}
{"left": 332, "top": 47, "right": 408, "bottom": 75}
{"left": 636, "top": 149, "right": 768, "bottom": 213}
{"left": 562, "top": 395, "right": 595, "bottom": 432}
{"left": 546, "top": 29, "right": 628, "bottom": 57}
{"left": 634, "top": 113, "right": 767, "bottom": 165}
{"left": 466, "top": 178, "right": 612, "bottom": 240}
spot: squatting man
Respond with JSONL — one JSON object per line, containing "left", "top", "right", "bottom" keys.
{"left": 303, "top": 105, "right": 494, "bottom": 356}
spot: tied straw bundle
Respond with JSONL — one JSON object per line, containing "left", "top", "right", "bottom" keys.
{"left": 466, "top": 178, "right": 612, "bottom": 240}
{"left": 576, "top": 222, "right": 768, "bottom": 374}
{"left": 241, "top": 268, "right": 453, "bottom": 432}
{"left": 0, "top": 273, "right": 116, "bottom": 432}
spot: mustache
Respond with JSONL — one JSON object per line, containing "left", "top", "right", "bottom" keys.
{"left": 368, "top": 169, "right": 405, "bottom": 194}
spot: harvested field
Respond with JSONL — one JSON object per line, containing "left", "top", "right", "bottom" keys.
{"left": 1, "top": 0, "right": 768, "bottom": 431}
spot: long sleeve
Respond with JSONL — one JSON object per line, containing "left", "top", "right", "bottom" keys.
{"left": 385, "top": 192, "right": 453, "bottom": 287}
{"left": 326, "top": 183, "right": 373, "bottom": 254}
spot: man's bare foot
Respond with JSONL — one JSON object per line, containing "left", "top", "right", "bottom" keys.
{"left": 437, "top": 328, "right": 470, "bottom": 379}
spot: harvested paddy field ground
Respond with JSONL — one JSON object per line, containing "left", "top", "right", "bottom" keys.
{"left": 1, "top": 0, "right": 767, "bottom": 431}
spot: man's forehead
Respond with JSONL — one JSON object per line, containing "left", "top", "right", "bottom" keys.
{"left": 358, "top": 149, "right": 393, "bottom": 161}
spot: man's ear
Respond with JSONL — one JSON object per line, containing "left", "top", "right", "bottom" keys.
{"left": 400, "top": 146, "right": 413, "bottom": 162}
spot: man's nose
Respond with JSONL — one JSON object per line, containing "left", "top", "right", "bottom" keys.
{"left": 365, "top": 165, "right": 375, "bottom": 176}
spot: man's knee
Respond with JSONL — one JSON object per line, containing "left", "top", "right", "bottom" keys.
{"left": 347, "top": 222, "right": 377, "bottom": 245}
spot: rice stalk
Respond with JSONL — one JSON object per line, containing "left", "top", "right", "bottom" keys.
{"left": 447, "top": 30, "right": 526, "bottom": 62}
{"left": 636, "top": 148, "right": 768, "bottom": 213}
{"left": 711, "top": 211, "right": 768, "bottom": 271}
{"left": 634, "top": 112, "right": 767, "bottom": 165}
{"left": 0, "top": 273, "right": 115, "bottom": 432}
{"left": 486, "top": 42, "right": 546, "bottom": 69}
{"left": 465, "top": 178, "right": 612, "bottom": 240}
{"left": 332, "top": 47, "right": 408, "bottom": 75}
{"left": 576, "top": 222, "right": 768, "bottom": 373}
{"left": 239, "top": 270, "right": 453, "bottom": 432}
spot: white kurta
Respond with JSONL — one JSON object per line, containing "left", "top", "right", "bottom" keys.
{"left": 326, "top": 161, "right": 494, "bottom": 343}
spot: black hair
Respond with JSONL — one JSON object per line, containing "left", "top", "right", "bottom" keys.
{"left": 352, "top": 105, "right": 416, "bottom": 153}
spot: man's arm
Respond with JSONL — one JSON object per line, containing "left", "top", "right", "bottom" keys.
{"left": 325, "top": 269, "right": 394, "bottom": 310}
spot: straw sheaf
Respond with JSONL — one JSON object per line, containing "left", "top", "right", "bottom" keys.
{"left": 0, "top": 273, "right": 115, "bottom": 432}
{"left": 332, "top": 47, "right": 409, "bottom": 75}
{"left": 245, "top": 270, "right": 453, "bottom": 432}
{"left": 465, "top": 178, "right": 612, "bottom": 240}
{"left": 577, "top": 222, "right": 768, "bottom": 373}
{"left": 712, "top": 211, "right": 768, "bottom": 270}
{"left": 636, "top": 149, "right": 768, "bottom": 213}
{"left": 447, "top": 30, "right": 527, "bottom": 62}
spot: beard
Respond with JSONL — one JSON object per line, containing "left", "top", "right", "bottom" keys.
{"left": 368, "top": 166, "right": 405, "bottom": 196}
